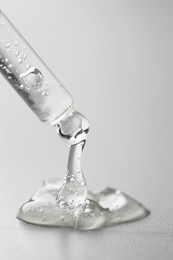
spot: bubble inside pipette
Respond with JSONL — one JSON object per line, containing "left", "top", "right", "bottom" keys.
{"left": 20, "top": 67, "right": 43, "bottom": 89}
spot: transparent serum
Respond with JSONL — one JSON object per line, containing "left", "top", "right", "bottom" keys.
{"left": 0, "top": 11, "right": 150, "bottom": 230}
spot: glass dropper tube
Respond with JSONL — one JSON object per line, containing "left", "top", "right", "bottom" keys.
{"left": 0, "top": 10, "right": 73, "bottom": 125}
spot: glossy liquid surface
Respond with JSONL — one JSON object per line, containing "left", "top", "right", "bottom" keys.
{"left": 17, "top": 178, "right": 150, "bottom": 230}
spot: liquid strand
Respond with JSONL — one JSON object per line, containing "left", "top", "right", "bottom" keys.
{"left": 17, "top": 112, "right": 150, "bottom": 230}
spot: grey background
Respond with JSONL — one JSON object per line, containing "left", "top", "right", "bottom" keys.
{"left": 0, "top": 0, "right": 173, "bottom": 259}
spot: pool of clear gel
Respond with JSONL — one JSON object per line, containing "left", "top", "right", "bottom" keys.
{"left": 17, "top": 178, "right": 150, "bottom": 230}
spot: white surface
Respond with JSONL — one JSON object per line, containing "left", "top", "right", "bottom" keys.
{"left": 0, "top": 1, "right": 173, "bottom": 259}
